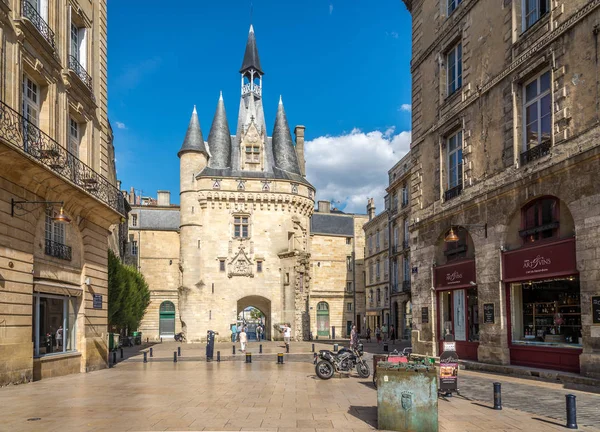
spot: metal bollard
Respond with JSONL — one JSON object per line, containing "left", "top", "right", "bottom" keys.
{"left": 149, "top": 347, "right": 153, "bottom": 357}
{"left": 333, "top": 343, "right": 338, "bottom": 352}
{"left": 233, "top": 345, "right": 236, "bottom": 355}
{"left": 143, "top": 351, "right": 147, "bottom": 363}
{"left": 217, "top": 351, "right": 221, "bottom": 362}
{"left": 277, "top": 353, "right": 284, "bottom": 364}
{"left": 493, "top": 382, "right": 502, "bottom": 410}
{"left": 566, "top": 394, "right": 577, "bottom": 429}
{"left": 246, "top": 353, "right": 252, "bottom": 363}
{"left": 146, "top": 337, "right": 149, "bottom": 344}
{"left": 173, "top": 351, "right": 177, "bottom": 363}
{"left": 383, "top": 343, "right": 388, "bottom": 352}
{"left": 312, "top": 343, "right": 315, "bottom": 352}
{"left": 178, "top": 346, "right": 181, "bottom": 357}
{"left": 260, "top": 344, "right": 263, "bottom": 353}
{"left": 120, "top": 348, "right": 124, "bottom": 359}
{"left": 160, "top": 337, "right": 162, "bottom": 343}
{"left": 112, "top": 351, "right": 117, "bottom": 365}
{"left": 286, "top": 344, "right": 290, "bottom": 353}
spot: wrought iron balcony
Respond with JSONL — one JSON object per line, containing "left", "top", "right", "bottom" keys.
{"left": 402, "top": 280, "right": 411, "bottom": 292}
{"left": 0, "top": 100, "right": 124, "bottom": 215}
{"left": 444, "top": 183, "right": 463, "bottom": 202}
{"left": 520, "top": 140, "right": 551, "bottom": 166}
{"left": 22, "top": 1, "right": 55, "bottom": 49}
{"left": 45, "top": 239, "right": 72, "bottom": 261}
{"left": 69, "top": 55, "right": 93, "bottom": 93}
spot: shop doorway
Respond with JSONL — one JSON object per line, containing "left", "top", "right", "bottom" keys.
{"left": 404, "top": 300, "right": 412, "bottom": 340}
{"left": 437, "top": 287, "right": 479, "bottom": 360}
{"left": 316, "top": 302, "right": 330, "bottom": 338}
{"left": 159, "top": 301, "right": 176, "bottom": 337}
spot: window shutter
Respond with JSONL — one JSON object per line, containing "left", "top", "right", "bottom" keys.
{"left": 40, "top": 0, "right": 48, "bottom": 22}
{"left": 78, "top": 28, "right": 87, "bottom": 69}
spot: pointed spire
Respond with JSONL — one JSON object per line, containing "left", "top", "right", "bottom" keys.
{"left": 207, "top": 93, "right": 232, "bottom": 169}
{"left": 272, "top": 98, "right": 301, "bottom": 175}
{"left": 279, "top": 95, "right": 282, "bottom": 104}
{"left": 240, "top": 24, "right": 264, "bottom": 75}
{"left": 178, "top": 106, "right": 208, "bottom": 158}
{"left": 219, "top": 90, "right": 223, "bottom": 101}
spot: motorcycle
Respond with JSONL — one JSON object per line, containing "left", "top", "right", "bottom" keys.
{"left": 314, "top": 343, "right": 370, "bottom": 380}
{"left": 174, "top": 332, "right": 186, "bottom": 343}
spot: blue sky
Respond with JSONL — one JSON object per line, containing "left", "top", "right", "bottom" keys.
{"left": 109, "top": 1, "right": 413, "bottom": 213}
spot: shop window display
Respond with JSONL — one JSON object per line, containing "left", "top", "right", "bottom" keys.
{"left": 510, "top": 278, "right": 581, "bottom": 347}
{"left": 33, "top": 294, "right": 77, "bottom": 356}
{"left": 439, "top": 287, "right": 479, "bottom": 342}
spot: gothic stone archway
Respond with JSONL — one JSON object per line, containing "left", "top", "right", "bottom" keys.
{"left": 237, "top": 296, "right": 271, "bottom": 340}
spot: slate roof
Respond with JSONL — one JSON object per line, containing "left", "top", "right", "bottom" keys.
{"left": 207, "top": 94, "right": 232, "bottom": 169}
{"left": 311, "top": 213, "right": 355, "bottom": 236}
{"left": 272, "top": 97, "right": 301, "bottom": 175}
{"left": 240, "top": 25, "right": 263, "bottom": 74}
{"left": 198, "top": 165, "right": 313, "bottom": 187}
{"left": 178, "top": 107, "right": 207, "bottom": 157}
{"left": 131, "top": 208, "right": 180, "bottom": 231}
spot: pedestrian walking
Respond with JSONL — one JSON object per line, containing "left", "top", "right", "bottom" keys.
{"left": 283, "top": 323, "right": 291, "bottom": 349}
{"left": 366, "top": 327, "right": 371, "bottom": 343}
{"left": 375, "top": 326, "right": 381, "bottom": 344}
{"left": 350, "top": 325, "right": 359, "bottom": 350}
{"left": 390, "top": 325, "right": 396, "bottom": 343}
{"left": 231, "top": 323, "right": 238, "bottom": 343}
{"left": 256, "top": 324, "right": 263, "bottom": 342}
{"left": 239, "top": 327, "right": 248, "bottom": 353}
{"left": 382, "top": 324, "right": 388, "bottom": 342}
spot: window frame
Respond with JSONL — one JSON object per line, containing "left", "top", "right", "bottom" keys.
{"left": 233, "top": 215, "right": 250, "bottom": 239}
{"left": 522, "top": 0, "right": 550, "bottom": 31}
{"left": 446, "top": 42, "right": 463, "bottom": 96}
{"left": 131, "top": 214, "right": 137, "bottom": 227}
{"left": 219, "top": 259, "right": 226, "bottom": 272}
{"left": 131, "top": 240, "right": 138, "bottom": 256}
{"left": 256, "top": 260, "right": 263, "bottom": 273}
{"left": 447, "top": 130, "right": 463, "bottom": 190}
{"left": 522, "top": 69, "right": 552, "bottom": 152}
{"left": 23, "top": 74, "right": 40, "bottom": 127}
{"left": 447, "top": 0, "right": 462, "bottom": 16}
{"left": 520, "top": 196, "right": 559, "bottom": 243}
{"left": 33, "top": 292, "right": 77, "bottom": 357}
{"left": 346, "top": 256, "right": 352, "bottom": 271}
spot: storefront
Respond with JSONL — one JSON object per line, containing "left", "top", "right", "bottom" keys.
{"left": 434, "top": 259, "right": 480, "bottom": 360}
{"left": 503, "top": 237, "right": 582, "bottom": 373}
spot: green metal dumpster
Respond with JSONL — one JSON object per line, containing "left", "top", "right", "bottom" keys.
{"left": 132, "top": 331, "right": 142, "bottom": 345}
{"left": 108, "top": 333, "right": 120, "bottom": 352}
{"left": 376, "top": 361, "right": 438, "bottom": 432}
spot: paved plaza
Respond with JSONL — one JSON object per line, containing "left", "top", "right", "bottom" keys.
{"left": 0, "top": 342, "right": 599, "bottom": 432}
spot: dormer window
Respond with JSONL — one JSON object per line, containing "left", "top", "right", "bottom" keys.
{"left": 291, "top": 183, "right": 298, "bottom": 194}
{"left": 245, "top": 145, "right": 260, "bottom": 163}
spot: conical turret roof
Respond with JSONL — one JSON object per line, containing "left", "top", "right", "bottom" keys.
{"left": 207, "top": 92, "right": 232, "bottom": 169}
{"left": 272, "top": 96, "right": 301, "bottom": 175}
{"left": 178, "top": 106, "right": 208, "bottom": 158}
{"left": 240, "top": 25, "right": 264, "bottom": 75}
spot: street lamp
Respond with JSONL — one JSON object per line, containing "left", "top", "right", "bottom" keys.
{"left": 11, "top": 199, "right": 71, "bottom": 224}
{"left": 444, "top": 223, "right": 487, "bottom": 243}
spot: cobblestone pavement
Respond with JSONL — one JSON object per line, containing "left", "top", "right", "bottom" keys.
{"left": 455, "top": 369, "right": 600, "bottom": 428}
{"left": 0, "top": 357, "right": 598, "bottom": 432}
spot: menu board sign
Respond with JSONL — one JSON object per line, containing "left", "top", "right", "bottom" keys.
{"left": 93, "top": 294, "right": 102, "bottom": 309}
{"left": 439, "top": 346, "right": 459, "bottom": 393}
{"left": 593, "top": 296, "right": 600, "bottom": 325}
{"left": 483, "top": 303, "right": 495, "bottom": 324}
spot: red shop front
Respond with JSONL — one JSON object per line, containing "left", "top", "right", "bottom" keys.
{"left": 434, "top": 259, "right": 480, "bottom": 361}
{"left": 503, "top": 238, "right": 582, "bottom": 373}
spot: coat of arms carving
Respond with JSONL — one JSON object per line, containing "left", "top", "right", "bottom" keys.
{"left": 228, "top": 245, "right": 254, "bottom": 278}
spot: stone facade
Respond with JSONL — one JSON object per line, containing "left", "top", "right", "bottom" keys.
{"left": 403, "top": 0, "right": 600, "bottom": 376}
{"left": 0, "top": 0, "right": 123, "bottom": 385}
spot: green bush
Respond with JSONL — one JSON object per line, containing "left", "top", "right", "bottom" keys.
{"left": 108, "top": 249, "right": 150, "bottom": 332}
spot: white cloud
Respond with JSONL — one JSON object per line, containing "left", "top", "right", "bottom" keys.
{"left": 386, "top": 31, "right": 399, "bottom": 39}
{"left": 399, "top": 104, "right": 412, "bottom": 112}
{"left": 115, "top": 121, "right": 127, "bottom": 130}
{"left": 329, "top": 3, "right": 333, "bottom": 14}
{"left": 305, "top": 128, "right": 411, "bottom": 214}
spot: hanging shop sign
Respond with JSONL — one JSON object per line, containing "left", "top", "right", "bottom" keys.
{"left": 434, "top": 260, "right": 476, "bottom": 290}
{"left": 502, "top": 238, "right": 577, "bottom": 282}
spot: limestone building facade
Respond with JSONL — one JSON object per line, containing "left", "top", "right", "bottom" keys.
{"left": 0, "top": 0, "right": 124, "bottom": 385}
{"left": 403, "top": 0, "right": 600, "bottom": 376}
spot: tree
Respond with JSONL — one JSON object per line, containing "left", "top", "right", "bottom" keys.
{"left": 249, "top": 308, "right": 264, "bottom": 321}
{"left": 108, "top": 249, "right": 150, "bottom": 332}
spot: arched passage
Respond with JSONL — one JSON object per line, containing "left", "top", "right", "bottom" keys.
{"left": 316, "top": 301, "right": 330, "bottom": 338}
{"left": 159, "top": 301, "right": 176, "bottom": 336}
{"left": 237, "top": 296, "right": 271, "bottom": 341}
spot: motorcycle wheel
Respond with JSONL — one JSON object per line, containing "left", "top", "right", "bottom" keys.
{"left": 357, "top": 362, "right": 371, "bottom": 378}
{"left": 315, "top": 360, "right": 335, "bottom": 380}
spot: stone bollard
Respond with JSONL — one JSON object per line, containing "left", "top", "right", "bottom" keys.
{"left": 493, "top": 383, "right": 502, "bottom": 410}
{"left": 149, "top": 347, "right": 153, "bottom": 357}
{"left": 383, "top": 343, "right": 388, "bottom": 352}
{"left": 246, "top": 353, "right": 252, "bottom": 363}
{"left": 566, "top": 394, "right": 577, "bottom": 429}
{"left": 217, "top": 351, "right": 221, "bottom": 362}
{"left": 277, "top": 353, "right": 284, "bottom": 364}
{"left": 143, "top": 351, "right": 147, "bottom": 363}
{"left": 260, "top": 344, "right": 263, "bottom": 353}
{"left": 120, "top": 348, "right": 124, "bottom": 359}
{"left": 173, "top": 351, "right": 177, "bottom": 363}
{"left": 233, "top": 345, "right": 236, "bottom": 355}
{"left": 312, "top": 343, "right": 315, "bottom": 352}
{"left": 178, "top": 346, "right": 181, "bottom": 357}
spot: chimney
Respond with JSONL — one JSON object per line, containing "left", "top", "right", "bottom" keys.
{"left": 294, "top": 125, "right": 306, "bottom": 177}
{"left": 317, "top": 200, "right": 331, "bottom": 213}
{"left": 129, "top": 187, "right": 135, "bottom": 205}
{"left": 367, "top": 198, "right": 375, "bottom": 221}
{"left": 157, "top": 190, "right": 171, "bottom": 206}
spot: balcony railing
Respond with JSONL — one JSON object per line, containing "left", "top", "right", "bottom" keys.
{"left": 444, "top": 184, "right": 463, "bottom": 202}
{"left": 402, "top": 280, "right": 411, "bottom": 292}
{"left": 520, "top": 140, "right": 551, "bottom": 166}
{"left": 69, "top": 55, "right": 93, "bottom": 93}
{"left": 22, "top": 1, "right": 55, "bottom": 49}
{"left": 45, "top": 239, "right": 72, "bottom": 261}
{"left": 0, "top": 100, "right": 124, "bottom": 215}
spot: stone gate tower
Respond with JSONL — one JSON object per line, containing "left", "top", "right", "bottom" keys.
{"left": 177, "top": 25, "right": 315, "bottom": 342}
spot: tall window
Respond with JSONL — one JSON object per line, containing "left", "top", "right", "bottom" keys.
{"left": 403, "top": 257, "right": 410, "bottom": 282}
{"left": 447, "top": 42, "right": 462, "bottom": 96}
{"left": 69, "top": 17, "right": 87, "bottom": 70}
{"left": 219, "top": 260, "right": 225, "bottom": 272}
{"left": 401, "top": 184, "right": 409, "bottom": 207}
{"left": 404, "top": 219, "right": 410, "bottom": 245}
{"left": 347, "top": 302, "right": 352, "bottom": 312}
{"left": 23, "top": 75, "right": 39, "bottom": 127}
{"left": 376, "top": 230, "right": 380, "bottom": 250}
{"left": 368, "top": 235, "right": 373, "bottom": 253}
{"left": 521, "top": 197, "right": 558, "bottom": 243}
{"left": 393, "top": 225, "right": 399, "bottom": 247}
{"left": 376, "top": 261, "right": 380, "bottom": 279}
{"left": 233, "top": 216, "right": 249, "bottom": 238}
{"left": 393, "top": 194, "right": 399, "bottom": 211}
{"left": 523, "top": 0, "right": 549, "bottom": 30}
{"left": 347, "top": 282, "right": 352, "bottom": 292}
{"left": 370, "top": 262, "right": 374, "bottom": 283}
{"left": 346, "top": 237, "right": 352, "bottom": 245}
{"left": 69, "top": 117, "right": 79, "bottom": 157}
{"left": 384, "top": 226, "right": 389, "bottom": 245}
{"left": 523, "top": 71, "right": 551, "bottom": 150}
{"left": 377, "top": 288, "right": 381, "bottom": 304}
{"left": 346, "top": 256, "right": 352, "bottom": 271}
{"left": 447, "top": 131, "right": 463, "bottom": 189}
{"left": 448, "top": 0, "right": 462, "bottom": 15}
{"left": 384, "top": 258, "right": 389, "bottom": 277}
{"left": 131, "top": 240, "right": 138, "bottom": 255}
{"left": 131, "top": 214, "right": 137, "bottom": 227}
{"left": 32, "top": 293, "right": 77, "bottom": 356}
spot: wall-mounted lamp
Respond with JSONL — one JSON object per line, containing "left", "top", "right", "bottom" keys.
{"left": 469, "top": 281, "right": 476, "bottom": 286}
{"left": 11, "top": 199, "right": 71, "bottom": 224}
{"left": 84, "top": 277, "right": 91, "bottom": 286}
{"left": 444, "top": 223, "right": 487, "bottom": 243}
